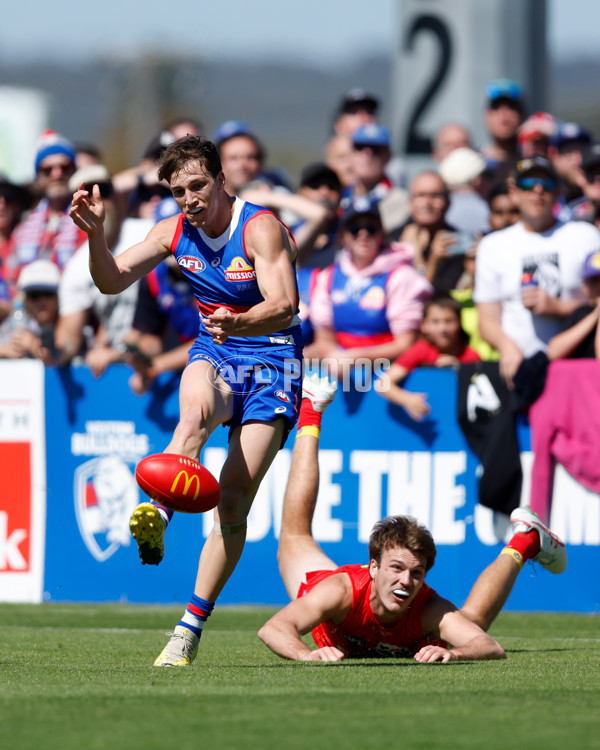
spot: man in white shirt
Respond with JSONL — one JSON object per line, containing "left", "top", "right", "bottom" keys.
{"left": 474, "top": 156, "right": 600, "bottom": 387}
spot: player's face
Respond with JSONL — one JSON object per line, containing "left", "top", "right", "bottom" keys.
{"left": 169, "top": 161, "right": 226, "bottom": 234}
{"left": 421, "top": 305, "right": 461, "bottom": 352}
{"left": 369, "top": 546, "right": 427, "bottom": 624}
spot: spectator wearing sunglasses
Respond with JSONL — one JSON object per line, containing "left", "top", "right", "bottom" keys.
{"left": 5, "top": 131, "right": 86, "bottom": 285}
{"left": 340, "top": 124, "right": 410, "bottom": 239}
{"left": 0, "top": 259, "right": 61, "bottom": 362}
{"left": 310, "top": 198, "right": 432, "bottom": 379}
{"left": 474, "top": 156, "right": 600, "bottom": 388}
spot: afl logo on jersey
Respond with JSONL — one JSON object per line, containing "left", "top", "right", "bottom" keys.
{"left": 275, "top": 390, "right": 291, "bottom": 403}
{"left": 224, "top": 256, "right": 257, "bottom": 282}
{"left": 179, "top": 256, "right": 206, "bottom": 273}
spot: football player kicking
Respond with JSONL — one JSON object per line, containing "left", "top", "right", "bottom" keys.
{"left": 258, "top": 373, "right": 567, "bottom": 662}
{"left": 70, "top": 136, "right": 303, "bottom": 666}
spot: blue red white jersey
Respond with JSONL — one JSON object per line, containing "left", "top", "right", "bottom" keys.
{"left": 325, "top": 263, "right": 395, "bottom": 349}
{"left": 169, "top": 198, "right": 302, "bottom": 349}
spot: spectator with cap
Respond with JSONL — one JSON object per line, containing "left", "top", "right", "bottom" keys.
{"left": 474, "top": 156, "right": 600, "bottom": 388}
{"left": 547, "top": 250, "right": 600, "bottom": 360}
{"left": 310, "top": 197, "right": 432, "bottom": 378}
{"left": 559, "top": 141, "right": 600, "bottom": 224}
{"left": 550, "top": 122, "right": 593, "bottom": 211}
{"left": 332, "top": 88, "right": 379, "bottom": 137}
{"left": 342, "top": 123, "right": 410, "bottom": 237}
{"left": 56, "top": 165, "right": 154, "bottom": 373}
{"left": 0, "top": 259, "right": 61, "bottom": 362}
{"left": 517, "top": 112, "right": 558, "bottom": 160}
{"left": 438, "top": 147, "right": 490, "bottom": 235}
{"left": 5, "top": 130, "right": 86, "bottom": 284}
{"left": 480, "top": 79, "right": 525, "bottom": 186}
{"left": 212, "top": 120, "right": 288, "bottom": 196}
{"left": 397, "top": 171, "right": 463, "bottom": 294}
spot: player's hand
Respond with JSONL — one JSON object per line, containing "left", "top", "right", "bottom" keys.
{"left": 202, "top": 307, "right": 236, "bottom": 344}
{"left": 301, "top": 647, "right": 345, "bottom": 662}
{"left": 413, "top": 645, "right": 456, "bottom": 663}
{"left": 404, "top": 392, "right": 431, "bottom": 422}
{"left": 69, "top": 182, "right": 105, "bottom": 235}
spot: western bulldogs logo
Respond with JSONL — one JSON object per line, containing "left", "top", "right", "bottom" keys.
{"left": 275, "top": 390, "right": 291, "bottom": 402}
{"left": 179, "top": 256, "right": 206, "bottom": 273}
{"left": 74, "top": 455, "right": 139, "bottom": 562}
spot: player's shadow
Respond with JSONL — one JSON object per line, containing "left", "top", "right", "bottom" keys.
{"left": 144, "top": 372, "right": 181, "bottom": 432}
{"left": 56, "top": 365, "right": 86, "bottom": 425}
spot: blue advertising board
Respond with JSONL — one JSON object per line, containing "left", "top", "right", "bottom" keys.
{"left": 43, "top": 365, "right": 600, "bottom": 613}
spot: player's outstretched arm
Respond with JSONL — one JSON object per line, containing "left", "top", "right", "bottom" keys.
{"left": 258, "top": 574, "right": 351, "bottom": 662}
{"left": 418, "top": 594, "right": 506, "bottom": 662}
{"left": 70, "top": 182, "right": 173, "bottom": 294}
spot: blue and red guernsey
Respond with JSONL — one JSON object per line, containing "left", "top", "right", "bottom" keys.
{"left": 169, "top": 198, "right": 302, "bottom": 349}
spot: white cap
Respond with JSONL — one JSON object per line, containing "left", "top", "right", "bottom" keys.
{"left": 438, "top": 147, "right": 486, "bottom": 189}
{"left": 17, "top": 259, "right": 61, "bottom": 293}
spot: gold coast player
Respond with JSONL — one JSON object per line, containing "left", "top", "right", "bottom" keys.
{"left": 258, "top": 374, "right": 567, "bottom": 662}
{"left": 70, "top": 136, "right": 303, "bottom": 666}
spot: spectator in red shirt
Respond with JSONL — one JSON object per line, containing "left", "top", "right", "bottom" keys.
{"left": 377, "top": 293, "right": 480, "bottom": 421}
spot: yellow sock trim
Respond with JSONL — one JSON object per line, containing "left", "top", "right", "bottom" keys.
{"left": 297, "top": 425, "right": 320, "bottom": 439}
{"left": 501, "top": 547, "right": 524, "bottom": 570}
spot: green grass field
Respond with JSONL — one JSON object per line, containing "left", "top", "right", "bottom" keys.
{"left": 1, "top": 604, "right": 599, "bottom": 750}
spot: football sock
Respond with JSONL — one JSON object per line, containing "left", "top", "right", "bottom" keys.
{"left": 148, "top": 500, "right": 174, "bottom": 527}
{"left": 178, "top": 595, "right": 215, "bottom": 637}
{"left": 501, "top": 530, "right": 541, "bottom": 569}
{"left": 297, "top": 398, "right": 322, "bottom": 437}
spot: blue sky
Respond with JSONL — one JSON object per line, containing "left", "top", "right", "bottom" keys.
{"left": 1, "top": 0, "right": 598, "bottom": 65}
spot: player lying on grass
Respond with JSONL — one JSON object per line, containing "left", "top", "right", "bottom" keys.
{"left": 258, "top": 374, "right": 567, "bottom": 663}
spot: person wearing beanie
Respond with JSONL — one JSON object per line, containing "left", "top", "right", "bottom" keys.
{"left": 5, "top": 130, "right": 85, "bottom": 287}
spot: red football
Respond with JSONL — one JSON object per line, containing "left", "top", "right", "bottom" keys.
{"left": 135, "top": 453, "right": 221, "bottom": 513}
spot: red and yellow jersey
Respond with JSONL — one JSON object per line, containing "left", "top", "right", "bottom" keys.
{"left": 301, "top": 564, "right": 443, "bottom": 658}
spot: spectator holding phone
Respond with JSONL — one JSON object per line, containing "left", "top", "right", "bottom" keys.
{"left": 377, "top": 293, "right": 480, "bottom": 421}
{"left": 398, "top": 171, "right": 464, "bottom": 294}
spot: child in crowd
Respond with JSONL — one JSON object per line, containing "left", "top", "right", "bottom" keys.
{"left": 547, "top": 250, "right": 600, "bottom": 360}
{"left": 378, "top": 293, "right": 481, "bottom": 421}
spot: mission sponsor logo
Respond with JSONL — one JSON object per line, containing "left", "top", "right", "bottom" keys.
{"left": 224, "top": 256, "right": 256, "bottom": 282}
{"left": 179, "top": 256, "right": 206, "bottom": 273}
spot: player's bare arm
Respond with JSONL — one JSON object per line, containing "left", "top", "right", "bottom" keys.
{"left": 70, "top": 182, "right": 173, "bottom": 294}
{"left": 258, "top": 573, "right": 352, "bottom": 662}
{"left": 203, "top": 213, "right": 298, "bottom": 343}
{"left": 418, "top": 593, "right": 506, "bottom": 662}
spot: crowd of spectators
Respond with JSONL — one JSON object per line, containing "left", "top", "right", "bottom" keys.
{"left": 2, "top": 78, "right": 600, "bottom": 422}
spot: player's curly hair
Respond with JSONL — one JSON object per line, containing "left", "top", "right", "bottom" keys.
{"left": 158, "top": 135, "right": 222, "bottom": 183}
{"left": 368, "top": 515, "right": 436, "bottom": 572}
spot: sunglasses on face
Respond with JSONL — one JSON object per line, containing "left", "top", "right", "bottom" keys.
{"left": 517, "top": 177, "right": 557, "bottom": 192}
{"left": 38, "top": 163, "right": 74, "bottom": 177}
{"left": 353, "top": 144, "right": 388, "bottom": 156}
{"left": 345, "top": 222, "right": 381, "bottom": 236}
{"left": 26, "top": 290, "right": 56, "bottom": 301}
